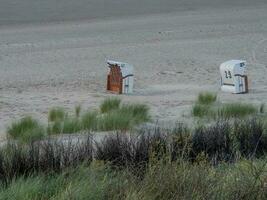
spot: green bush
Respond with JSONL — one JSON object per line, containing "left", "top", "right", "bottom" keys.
{"left": 197, "top": 92, "right": 217, "bottom": 105}
{"left": 7, "top": 116, "right": 46, "bottom": 143}
{"left": 100, "top": 98, "right": 121, "bottom": 113}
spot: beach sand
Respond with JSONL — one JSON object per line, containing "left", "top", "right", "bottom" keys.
{"left": 0, "top": 0, "right": 267, "bottom": 139}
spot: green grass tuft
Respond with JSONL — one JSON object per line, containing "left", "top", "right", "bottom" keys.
{"left": 7, "top": 116, "right": 45, "bottom": 143}
{"left": 75, "top": 105, "right": 82, "bottom": 118}
{"left": 192, "top": 104, "right": 211, "bottom": 118}
{"left": 218, "top": 103, "right": 258, "bottom": 119}
{"left": 48, "top": 107, "right": 66, "bottom": 122}
{"left": 197, "top": 92, "right": 217, "bottom": 105}
{"left": 62, "top": 117, "right": 82, "bottom": 134}
{"left": 100, "top": 98, "right": 121, "bottom": 113}
{"left": 81, "top": 111, "right": 98, "bottom": 131}
{"left": 98, "top": 103, "right": 150, "bottom": 131}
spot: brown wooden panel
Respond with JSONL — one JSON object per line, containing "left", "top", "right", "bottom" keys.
{"left": 107, "top": 65, "right": 123, "bottom": 94}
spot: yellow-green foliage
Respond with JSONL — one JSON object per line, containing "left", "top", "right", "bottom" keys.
{"left": 100, "top": 98, "right": 121, "bottom": 113}
{"left": 193, "top": 92, "right": 259, "bottom": 119}
{"left": 197, "top": 92, "right": 217, "bottom": 105}
{"left": 7, "top": 116, "right": 46, "bottom": 143}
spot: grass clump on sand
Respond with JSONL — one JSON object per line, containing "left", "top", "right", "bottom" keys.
{"left": 98, "top": 103, "right": 150, "bottom": 131}
{"left": 81, "top": 111, "right": 98, "bottom": 131}
{"left": 7, "top": 116, "right": 46, "bottom": 143}
{"left": 192, "top": 92, "right": 217, "bottom": 118}
{"left": 46, "top": 99, "right": 150, "bottom": 134}
{"left": 192, "top": 104, "right": 211, "bottom": 118}
{"left": 193, "top": 92, "right": 259, "bottom": 119}
{"left": 218, "top": 103, "right": 258, "bottom": 119}
{"left": 197, "top": 92, "right": 217, "bottom": 105}
{"left": 48, "top": 107, "right": 66, "bottom": 122}
{"left": 100, "top": 98, "right": 121, "bottom": 113}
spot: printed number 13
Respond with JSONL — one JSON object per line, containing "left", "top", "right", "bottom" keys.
{"left": 225, "top": 71, "right": 232, "bottom": 79}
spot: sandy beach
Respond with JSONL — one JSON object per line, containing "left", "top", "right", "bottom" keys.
{"left": 0, "top": 0, "right": 267, "bottom": 139}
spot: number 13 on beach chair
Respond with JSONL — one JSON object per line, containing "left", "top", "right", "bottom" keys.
{"left": 220, "top": 60, "right": 249, "bottom": 94}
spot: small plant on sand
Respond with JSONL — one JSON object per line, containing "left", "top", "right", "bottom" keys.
{"left": 7, "top": 116, "right": 46, "bottom": 143}
{"left": 192, "top": 104, "right": 211, "bottom": 118}
{"left": 218, "top": 103, "right": 258, "bottom": 119}
{"left": 98, "top": 103, "right": 150, "bottom": 131}
{"left": 75, "top": 105, "right": 82, "bottom": 117}
{"left": 62, "top": 117, "right": 82, "bottom": 134}
{"left": 197, "top": 92, "right": 217, "bottom": 105}
{"left": 260, "top": 103, "right": 265, "bottom": 114}
{"left": 81, "top": 111, "right": 98, "bottom": 131}
{"left": 192, "top": 92, "right": 217, "bottom": 118}
{"left": 48, "top": 107, "right": 66, "bottom": 122}
{"left": 100, "top": 98, "right": 121, "bottom": 113}
{"left": 193, "top": 92, "right": 259, "bottom": 119}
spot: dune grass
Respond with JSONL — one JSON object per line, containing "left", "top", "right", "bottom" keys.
{"left": 3, "top": 94, "right": 267, "bottom": 199}
{"left": 2, "top": 119, "right": 267, "bottom": 199}
{"left": 15, "top": 98, "right": 150, "bottom": 138}
{"left": 192, "top": 92, "right": 217, "bottom": 118}
{"left": 217, "top": 103, "right": 258, "bottom": 119}
{"left": 98, "top": 104, "right": 150, "bottom": 131}
{"left": 48, "top": 107, "right": 66, "bottom": 122}
{"left": 192, "top": 104, "right": 211, "bottom": 118}
{"left": 7, "top": 116, "right": 46, "bottom": 143}
{"left": 81, "top": 111, "right": 98, "bottom": 131}
{"left": 197, "top": 92, "right": 217, "bottom": 105}
{"left": 0, "top": 158, "right": 267, "bottom": 200}
{"left": 100, "top": 98, "right": 121, "bottom": 113}
{"left": 193, "top": 92, "right": 259, "bottom": 119}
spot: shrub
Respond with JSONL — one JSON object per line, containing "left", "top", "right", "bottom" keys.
{"left": 48, "top": 107, "right": 66, "bottom": 122}
{"left": 218, "top": 103, "right": 258, "bottom": 119}
{"left": 0, "top": 136, "right": 93, "bottom": 185}
{"left": 95, "top": 128, "right": 168, "bottom": 169}
{"left": 192, "top": 121, "right": 232, "bottom": 163}
{"left": 170, "top": 123, "right": 192, "bottom": 161}
{"left": 95, "top": 133, "right": 134, "bottom": 167}
{"left": 100, "top": 98, "right": 121, "bottom": 113}
{"left": 197, "top": 92, "right": 217, "bottom": 105}
{"left": 7, "top": 116, "right": 46, "bottom": 143}
{"left": 232, "top": 118, "right": 267, "bottom": 158}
